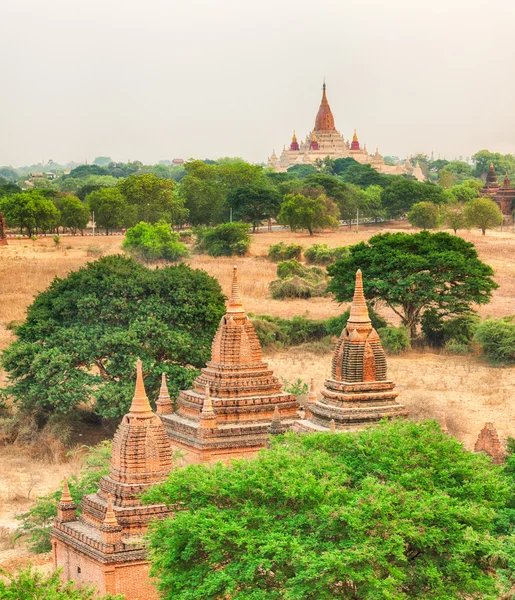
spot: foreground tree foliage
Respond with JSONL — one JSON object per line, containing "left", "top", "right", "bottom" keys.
{"left": 328, "top": 231, "right": 497, "bottom": 339}
{"left": 0, "top": 256, "right": 225, "bottom": 418}
{"left": 0, "top": 567, "right": 122, "bottom": 599}
{"left": 144, "top": 420, "right": 510, "bottom": 600}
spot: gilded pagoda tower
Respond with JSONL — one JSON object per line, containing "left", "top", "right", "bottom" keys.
{"left": 161, "top": 267, "right": 300, "bottom": 463}
{"left": 295, "top": 270, "right": 409, "bottom": 432}
{"left": 52, "top": 360, "right": 174, "bottom": 600}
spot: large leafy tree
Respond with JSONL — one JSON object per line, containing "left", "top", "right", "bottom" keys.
{"left": 407, "top": 201, "right": 441, "bottom": 229}
{"left": 328, "top": 231, "right": 497, "bottom": 338}
{"left": 144, "top": 420, "right": 510, "bottom": 600}
{"left": 0, "top": 190, "right": 59, "bottom": 235}
{"left": 86, "top": 187, "right": 129, "bottom": 235}
{"left": 278, "top": 193, "right": 339, "bottom": 235}
{"left": 464, "top": 197, "right": 503, "bottom": 235}
{"left": 180, "top": 160, "right": 227, "bottom": 225}
{"left": 381, "top": 179, "right": 446, "bottom": 218}
{"left": 1, "top": 255, "right": 226, "bottom": 419}
{"left": 226, "top": 184, "right": 281, "bottom": 231}
{"left": 56, "top": 195, "right": 90, "bottom": 234}
{"left": 118, "top": 173, "right": 188, "bottom": 226}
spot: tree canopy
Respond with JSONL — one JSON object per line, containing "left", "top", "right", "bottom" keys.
{"left": 0, "top": 190, "right": 59, "bottom": 235}
{"left": 277, "top": 193, "right": 339, "bottom": 235}
{"left": 463, "top": 197, "right": 503, "bottom": 235}
{"left": 144, "top": 420, "right": 510, "bottom": 600}
{"left": 0, "top": 255, "right": 226, "bottom": 419}
{"left": 227, "top": 183, "right": 281, "bottom": 230}
{"left": 407, "top": 201, "right": 441, "bottom": 229}
{"left": 381, "top": 179, "right": 446, "bottom": 218}
{"left": 328, "top": 231, "right": 497, "bottom": 338}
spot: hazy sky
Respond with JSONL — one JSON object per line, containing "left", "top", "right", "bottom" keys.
{"left": 2, "top": 0, "right": 515, "bottom": 166}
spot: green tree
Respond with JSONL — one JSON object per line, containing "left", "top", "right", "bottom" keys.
{"left": 407, "top": 201, "right": 441, "bottom": 229}
{"left": 445, "top": 180, "right": 481, "bottom": 204}
{"left": 180, "top": 161, "right": 226, "bottom": 225}
{"left": 144, "top": 420, "right": 509, "bottom": 600}
{"left": 285, "top": 164, "right": 318, "bottom": 178}
{"left": 381, "top": 179, "right": 446, "bottom": 218}
{"left": 0, "top": 190, "right": 59, "bottom": 236}
{"left": 86, "top": 187, "right": 128, "bottom": 235}
{"left": 443, "top": 203, "right": 467, "bottom": 234}
{"left": 0, "top": 256, "right": 225, "bottom": 419}
{"left": 463, "top": 197, "right": 503, "bottom": 235}
{"left": 123, "top": 221, "right": 188, "bottom": 262}
{"left": 0, "top": 567, "right": 122, "bottom": 600}
{"left": 328, "top": 231, "right": 497, "bottom": 339}
{"left": 92, "top": 156, "right": 113, "bottom": 167}
{"left": 57, "top": 195, "right": 90, "bottom": 234}
{"left": 227, "top": 184, "right": 281, "bottom": 231}
{"left": 472, "top": 150, "right": 515, "bottom": 178}
{"left": 277, "top": 193, "right": 339, "bottom": 235}
{"left": 196, "top": 222, "right": 251, "bottom": 256}
{"left": 118, "top": 173, "right": 188, "bottom": 226}
{"left": 363, "top": 184, "right": 386, "bottom": 221}
{"left": 341, "top": 162, "right": 389, "bottom": 188}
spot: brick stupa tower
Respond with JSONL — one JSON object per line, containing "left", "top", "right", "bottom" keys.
{"left": 52, "top": 360, "right": 174, "bottom": 600}
{"left": 0, "top": 212, "right": 7, "bottom": 246}
{"left": 161, "top": 266, "right": 300, "bottom": 463}
{"left": 295, "top": 269, "right": 409, "bottom": 432}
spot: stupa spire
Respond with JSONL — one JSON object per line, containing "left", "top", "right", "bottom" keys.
{"left": 315, "top": 81, "right": 336, "bottom": 132}
{"left": 347, "top": 270, "right": 372, "bottom": 328}
{"left": 290, "top": 131, "right": 300, "bottom": 151}
{"left": 156, "top": 373, "right": 173, "bottom": 415}
{"left": 351, "top": 129, "right": 360, "bottom": 151}
{"left": 103, "top": 494, "right": 118, "bottom": 527}
{"left": 60, "top": 477, "right": 73, "bottom": 504}
{"left": 129, "top": 359, "right": 153, "bottom": 415}
{"left": 227, "top": 266, "right": 246, "bottom": 315}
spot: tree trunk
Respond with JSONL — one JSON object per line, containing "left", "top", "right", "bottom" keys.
{"left": 482, "top": 228, "right": 486, "bottom": 235}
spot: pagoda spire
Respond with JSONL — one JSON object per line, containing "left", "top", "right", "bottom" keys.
{"left": 61, "top": 477, "right": 73, "bottom": 504}
{"left": 227, "top": 266, "right": 246, "bottom": 315}
{"left": 351, "top": 129, "right": 360, "bottom": 151}
{"left": 129, "top": 359, "right": 153, "bottom": 416}
{"left": 103, "top": 494, "right": 118, "bottom": 527}
{"left": 347, "top": 270, "right": 371, "bottom": 328}
{"left": 290, "top": 131, "right": 300, "bottom": 151}
{"left": 156, "top": 373, "right": 173, "bottom": 415}
{"left": 315, "top": 81, "right": 336, "bottom": 132}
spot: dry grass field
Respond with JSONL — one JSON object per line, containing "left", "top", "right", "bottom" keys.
{"left": 0, "top": 223, "right": 514, "bottom": 571}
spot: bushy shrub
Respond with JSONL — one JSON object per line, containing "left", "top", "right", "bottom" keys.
{"left": 268, "top": 242, "right": 303, "bottom": 262}
{"left": 325, "top": 306, "right": 388, "bottom": 337}
{"left": 422, "top": 309, "right": 479, "bottom": 349}
{"left": 17, "top": 441, "right": 112, "bottom": 553}
{"left": 304, "top": 244, "right": 350, "bottom": 265}
{"left": 0, "top": 567, "right": 123, "bottom": 599}
{"left": 377, "top": 327, "right": 411, "bottom": 354}
{"left": 251, "top": 314, "right": 327, "bottom": 347}
{"left": 474, "top": 317, "right": 515, "bottom": 365}
{"left": 178, "top": 229, "right": 193, "bottom": 242}
{"left": 276, "top": 259, "right": 325, "bottom": 282}
{"left": 196, "top": 222, "right": 251, "bottom": 257}
{"left": 445, "top": 340, "right": 472, "bottom": 355}
{"left": 270, "top": 276, "right": 327, "bottom": 299}
{"left": 122, "top": 221, "right": 188, "bottom": 263}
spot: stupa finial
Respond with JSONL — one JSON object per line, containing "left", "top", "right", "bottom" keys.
{"left": 330, "top": 419, "right": 336, "bottom": 432}
{"left": 60, "top": 477, "right": 73, "bottom": 504}
{"left": 103, "top": 494, "right": 118, "bottom": 527}
{"left": 129, "top": 359, "right": 153, "bottom": 415}
{"left": 347, "top": 270, "right": 371, "bottom": 327}
{"left": 227, "top": 266, "right": 245, "bottom": 314}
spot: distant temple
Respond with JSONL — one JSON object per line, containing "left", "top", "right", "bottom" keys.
{"left": 161, "top": 267, "right": 300, "bottom": 463}
{"left": 474, "top": 422, "right": 505, "bottom": 464}
{"left": 295, "top": 269, "right": 409, "bottom": 432}
{"left": 267, "top": 83, "right": 425, "bottom": 181}
{"left": 480, "top": 163, "right": 515, "bottom": 216}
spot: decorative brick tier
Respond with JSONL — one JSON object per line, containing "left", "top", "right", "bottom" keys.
{"left": 474, "top": 422, "right": 505, "bottom": 464}
{"left": 161, "top": 267, "right": 299, "bottom": 463}
{"left": 52, "top": 361, "right": 174, "bottom": 599}
{"left": 295, "top": 270, "right": 409, "bottom": 432}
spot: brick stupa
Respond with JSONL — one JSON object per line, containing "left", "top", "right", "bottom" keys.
{"left": 474, "top": 422, "right": 505, "bottom": 464}
{"left": 161, "top": 266, "right": 300, "bottom": 463}
{"left": 0, "top": 212, "right": 7, "bottom": 246}
{"left": 52, "top": 360, "right": 174, "bottom": 600}
{"left": 295, "top": 269, "right": 409, "bottom": 432}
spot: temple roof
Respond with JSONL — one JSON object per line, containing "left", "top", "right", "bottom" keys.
{"left": 314, "top": 83, "right": 336, "bottom": 132}
{"left": 485, "top": 162, "right": 500, "bottom": 187}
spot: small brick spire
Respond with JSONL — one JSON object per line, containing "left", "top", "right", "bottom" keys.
{"left": 156, "top": 373, "right": 173, "bottom": 415}
{"left": 56, "top": 477, "right": 76, "bottom": 522}
{"left": 347, "top": 269, "right": 372, "bottom": 328}
{"left": 201, "top": 385, "right": 216, "bottom": 418}
{"left": 330, "top": 419, "right": 336, "bottom": 432}
{"left": 268, "top": 405, "right": 283, "bottom": 436}
{"left": 103, "top": 494, "right": 118, "bottom": 527}
{"left": 227, "top": 266, "right": 245, "bottom": 315}
{"left": 129, "top": 359, "right": 153, "bottom": 416}
{"left": 308, "top": 377, "right": 317, "bottom": 402}
{"left": 61, "top": 477, "right": 73, "bottom": 503}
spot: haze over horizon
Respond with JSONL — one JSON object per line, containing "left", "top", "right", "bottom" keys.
{"left": 2, "top": 0, "right": 515, "bottom": 167}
